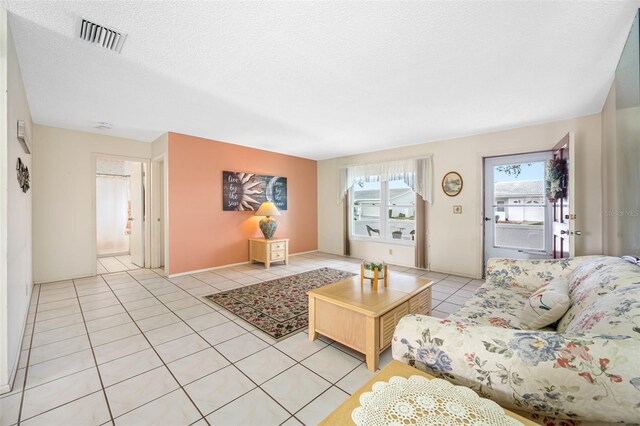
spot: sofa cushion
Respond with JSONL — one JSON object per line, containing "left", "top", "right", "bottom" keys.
{"left": 519, "top": 276, "right": 570, "bottom": 329}
{"left": 557, "top": 257, "right": 640, "bottom": 335}
{"left": 447, "top": 284, "right": 533, "bottom": 330}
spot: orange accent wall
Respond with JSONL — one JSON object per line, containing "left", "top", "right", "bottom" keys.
{"left": 168, "top": 132, "right": 318, "bottom": 274}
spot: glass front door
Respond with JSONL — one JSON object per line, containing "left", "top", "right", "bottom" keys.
{"left": 484, "top": 152, "right": 553, "bottom": 267}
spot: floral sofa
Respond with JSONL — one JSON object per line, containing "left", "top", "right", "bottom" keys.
{"left": 392, "top": 256, "right": 640, "bottom": 425}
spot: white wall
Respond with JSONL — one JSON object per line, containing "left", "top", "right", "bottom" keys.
{"left": 1, "top": 11, "right": 33, "bottom": 392}
{"left": 318, "top": 114, "right": 603, "bottom": 278}
{"left": 32, "top": 125, "right": 151, "bottom": 283}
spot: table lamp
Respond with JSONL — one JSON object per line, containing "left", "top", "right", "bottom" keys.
{"left": 255, "top": 201, "right": 280, "bottom": 239}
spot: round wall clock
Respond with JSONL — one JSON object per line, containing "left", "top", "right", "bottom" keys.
{"left": 442, "top": 171, "right": 462, "bottom": 197}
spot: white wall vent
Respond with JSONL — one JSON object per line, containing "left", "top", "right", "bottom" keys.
{"left": 75, "top": 17, "right": 127, "bottom": 53}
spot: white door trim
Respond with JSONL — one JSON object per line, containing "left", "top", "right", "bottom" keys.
{"left": 150, "top": 153, "right": 168, "bottom": 272}
{"left": 91, "top": 154, "right": 151, "bottom": 276}
{"left": 0, "top": 7, "right": 9, "bottom": 390}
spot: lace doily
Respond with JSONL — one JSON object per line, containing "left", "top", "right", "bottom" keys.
{"left": 352, "top": 375, "right": 523, "bottom": 426}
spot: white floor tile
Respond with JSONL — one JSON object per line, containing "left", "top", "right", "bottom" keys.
{"left": 85, "top": 313, "right": 133, "bottom": 333}
{"left": 184, "top": 311, "right": 229, "bottom": 331}
{"left": 114, "top": 390, "right": 201, "bottom": 426}
{"left": 82, "top": 305, "right": 126, "bottom": 322}
{"left": 89, "top": 322, "right": 140, "bottom": 347}
{"left": 31, "top": 323, "right": 86, "bottom": 348}
{"left": 167, "top": 348, "right": 230, "bottom": 385}
{"left": 435, "top": 301, "right": 462, "bottom": 314}
{"left": 205, "top": 388, "right": 289, "bottom": 426}
{"left": 184, "top": 366, "right": 256, "bottom": 416}
{"left": 99, "top": 348, "right": 163, "bottom": 387}
{"left": 198, "top": 322, "right": 247, "bottom": 346}
{"left": 301, "top": 346, "right": 361, "bottom": 383}
{"left": 33, "top": 313, "right": 84, "bottom": 334}
{"left": 144, "top": 322, "right": 193, "bottom": 346}
{"left": 261, "top": 365, "right": 330, "bottom": 413}
{"left": 335, "top": 363, "right": 376, "bottom": 394}
{"left": 295, "top": 386, "right": 349, "bottom": 424}
{"left": 93, "top": 334, "right": 151, "bottom": 365}
{"left": 274, "top": 331, "right": 327, "bottom": 361}
{"left": 29, "top": 335, "right": 91, "bottom": 365}
{"left": 164, "top": 297, "right": 202, "bottom": 311}
{"left": 21, "top": 391, "right": 110, "bottom": 426}
{"left": 135, "top": 312, "right": 182, "bottom": 332}
{"left": 281, "top": 416, "right": 303, "bottom": 425}
{"left": 236, "top": 347, "right": 296, "bottom": 384}
{"left": 35, "top": 305, "right": 81, "bottom": 321}
{"left": 0, "top": 393, "right": 22, "bottom": 426}
{"left": 21, "top": 368, "right": 102, "bottom": 420}
{"left": 105, "top": 367, "right": 179, "bottom": 418}
{"left": 154, "top": 334, "right": 210, "bottom": 364}
{"left": 128, "top": 304, "right": 170, "bottom": 321}
{"left": 215, "top": 333, "right": 269, "bottom": 363}
{"left": 26, "top": 349, "right": 95, "bottom": 389}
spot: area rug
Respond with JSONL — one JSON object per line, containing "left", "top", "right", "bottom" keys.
{"left": 205, "top": 267, "right": 354, "bottom": 340}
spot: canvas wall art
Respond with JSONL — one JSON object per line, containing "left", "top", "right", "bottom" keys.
{"left": 223, "top": 171, "right": 288, "bottom": 211}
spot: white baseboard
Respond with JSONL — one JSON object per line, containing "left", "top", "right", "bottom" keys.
{"left": 0, "top": 284, "right": 33, "bottom": 395}
{"left": 167, "top": 250, "right": 320, "bottom": 278}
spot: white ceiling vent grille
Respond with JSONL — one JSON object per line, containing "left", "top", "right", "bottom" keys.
{"left": 75, "top": 17, "right": 126, "bottom": 53}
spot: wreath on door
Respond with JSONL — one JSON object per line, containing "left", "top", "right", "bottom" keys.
{"left": 16, "top": 158, "right": 30, "bottom": 193}
{"left": 546, "top": 157, "right": 567, "bottom": 203}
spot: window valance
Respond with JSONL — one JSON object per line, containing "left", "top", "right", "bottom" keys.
{"left": 338, "top": 156, "right": 433, "bottom": 204}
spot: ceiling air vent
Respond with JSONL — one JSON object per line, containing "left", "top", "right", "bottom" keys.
{"left": 75, "top": 17, "right": 127, "bottom": 53}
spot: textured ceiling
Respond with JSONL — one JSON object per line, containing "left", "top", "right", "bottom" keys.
{"left": 3, "top": 1, "right": 639, "bottom": 160}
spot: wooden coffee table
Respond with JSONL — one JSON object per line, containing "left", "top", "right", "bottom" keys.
{"left": 320, "top": 360, "right": 538, "bottom": 425}
{"left": 308, "top": 272, "right": 432, "bottom": 371}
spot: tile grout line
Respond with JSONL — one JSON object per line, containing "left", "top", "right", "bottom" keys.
{"left": 127, "top": 269, "right": 304, "bottom": 421}
{"left": 70, "top": 277, "right": 117, "bottom": 426}
{"left": 25, "top": 257, "right": 476, "bottom": 425}
{"left": 100, "top": 272, "right": 214, "bottom": 425}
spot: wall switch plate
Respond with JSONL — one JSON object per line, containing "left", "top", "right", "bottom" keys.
{"left": 453, "top": 205, "right": 462, "bottom": 214}
{"left": 388, "top": 249, "right": 393, "bottom": 255}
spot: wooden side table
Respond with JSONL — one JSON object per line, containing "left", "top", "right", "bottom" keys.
{"left": 320, "top": 360, "right": 538, "bottom": 425}
{"left": 249, "top": 238, "right": 289, "bottom": 269}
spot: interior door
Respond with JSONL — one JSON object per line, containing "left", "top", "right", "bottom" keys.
{"left": 551, "top": 133, "right": 576, "bottom": 258}
{"left": 484, "top": 152, "right": 553, "bottom": 267}
{"left": 130, "top": 163, "right": 145, "bottom": 267}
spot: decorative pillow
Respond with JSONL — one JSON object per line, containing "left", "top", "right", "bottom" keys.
{"left": 519, "top": 276, "right": 571, "bottom": 330}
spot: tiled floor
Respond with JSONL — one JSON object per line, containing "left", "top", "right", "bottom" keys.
{"left": 97, "top": 256, "right": 142, "bottom": 274}
{"left": 0, "top": 253, "right": 480, "bottom": 426}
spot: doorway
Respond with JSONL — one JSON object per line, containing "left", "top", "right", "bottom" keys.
{"left": 483, "top": 152, "right": 553, "bottom": 268}
{"left": 95, "top": 158, "right": 145, "bottom": 273}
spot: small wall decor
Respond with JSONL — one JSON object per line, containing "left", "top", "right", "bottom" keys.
{"left": 223, "top": 171, "right": 287, "bottom": 211}
{"left": 442, "top": 171, "right": 463, "bottom": 197}
{"left": 453, "top": 205, "right": 462, "bottom": 214}
{"left": 17, "top": 120, "right": 31, "bottom": 154}
{"left": 16, "top": 158, "right": 30, "bottom": 193}
{"left": 546, "top": 158, "right": 567, "bottom": 202}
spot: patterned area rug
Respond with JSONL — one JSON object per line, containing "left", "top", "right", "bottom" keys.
{"left": 205, "top": 268, "right": 354, "bottom": 340}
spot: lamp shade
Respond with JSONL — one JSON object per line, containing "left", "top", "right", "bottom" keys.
{"left": 255, "top": 201, "right": 280, "bottom": 217}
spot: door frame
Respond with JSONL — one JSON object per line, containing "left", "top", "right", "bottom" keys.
{"left": 476, "top": 145, "right": 559, "bottom": 278}
{"left": 483, "top": 151, "right": 553, "bottom": 268}
{"left": 150, "top": 153, "right": 168, "bottom": 272}
{"left": 91, "top": 154, "right": 151, "bottom": 276}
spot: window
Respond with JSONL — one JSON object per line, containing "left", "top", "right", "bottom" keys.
{"left": 351, "top": 179, "right": 416, "bottom": 244}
